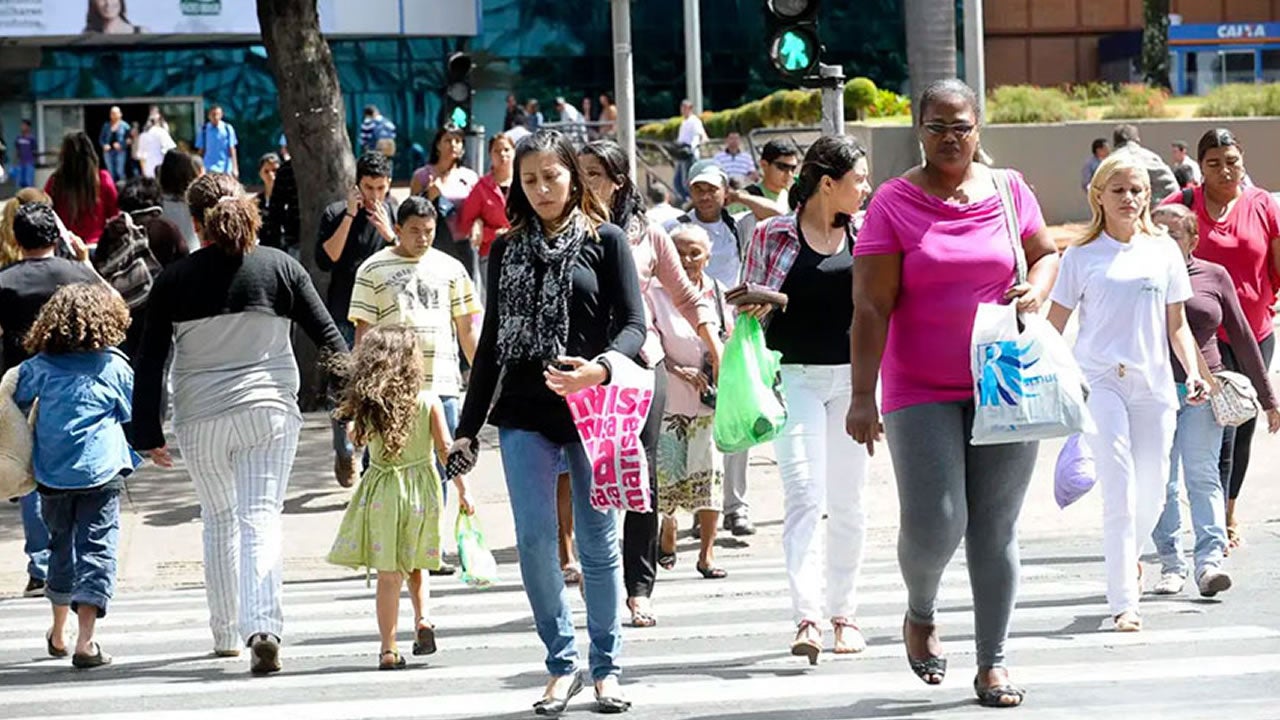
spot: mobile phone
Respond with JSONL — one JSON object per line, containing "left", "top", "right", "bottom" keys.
{"left": 445, "top": 446, "right": 476, "bottom": 480}
{"left": 52, "top": 213, "right": 77, "bottom": 256}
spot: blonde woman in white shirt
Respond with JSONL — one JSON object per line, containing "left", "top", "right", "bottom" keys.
{"left": 1047, "top": 154, "right": 1209, "bottom": 633}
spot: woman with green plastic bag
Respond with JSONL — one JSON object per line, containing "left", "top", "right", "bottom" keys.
{"left": 738, "top": 135, "right": 874, "bottom": 665}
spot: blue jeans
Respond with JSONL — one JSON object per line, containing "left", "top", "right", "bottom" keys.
{"left": 438, "top": 396, "right": 458, "bottom": 502}
{"left": 1152, "top": 397, "right": 1226, "bottom": 578}
{"left": 330, "top": 320, "right": 357, "bottom": 460}
{"left": 20, "top": 491, "right": 50, "bottom": 581}
{"left": 498, "top": 428, "right": 622, "bottom": 681}
{"left": 40, "top": 485, "right": 121, "bottom": 616}
{"left": 104, "top": 150, "right": 127, "bottom": 182}
{"left": 13, "top": 162, "right": 35, "bottom": 188}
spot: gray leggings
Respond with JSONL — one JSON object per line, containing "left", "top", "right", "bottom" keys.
{"left": 884, "top": 400, "right": 1038, "bottom": 668}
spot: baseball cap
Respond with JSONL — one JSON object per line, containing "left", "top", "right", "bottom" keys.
{"left": 687, "top": 160, "right": 728, "bottom": 190}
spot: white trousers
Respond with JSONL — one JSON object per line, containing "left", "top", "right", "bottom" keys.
{"left": 773, "top": 365, "right": 869, "bottom": 624}
{"left": 1084, "top": 370, "right": 1177, "bottom": 616}
{"left": 176, "top": 406, "right": 302, "bottom": 651}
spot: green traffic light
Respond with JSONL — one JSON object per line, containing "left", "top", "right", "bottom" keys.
{"left": 450, "top": 106, "right": 469, "bottom": 127}
{"left": 779, "top": 30, "right": 812, "bottom": 71}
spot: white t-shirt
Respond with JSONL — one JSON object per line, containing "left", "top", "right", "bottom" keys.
{"left": 666, "top": 213, "right": 739, "bottom": 287}
{"left": 1049, "top": 231, "right": 1193, "bottom": 406}
{"left": 678, "top": 115, "right": 705, "bottom": 149}
{"left": 138, "top": 125, "right": 177, "bottom": 178}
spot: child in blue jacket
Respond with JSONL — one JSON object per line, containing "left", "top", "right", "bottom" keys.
{"left": 14, "top": 281, "right": 139, "bottom": 668}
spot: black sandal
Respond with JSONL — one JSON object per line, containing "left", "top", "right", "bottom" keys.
{"left": 658, "top": 551, "right": 677, "bottom": 570}
{"left": 903, "top": 615, "right": 946, "bottom": 685}
{"left": 413, "top": 623, "right": 437, "bottom": 656}
{"left": 695, "top": 563, "right": 728, "bottom": 579}
{"left": 71, "top": 642, "right": 112, "bottom": 669}
{"left": 595, "top": 693, "right": 632, "bottom": 714}
{"left": 378, "top": 649, "right": 407, "bottom": 671}
{"left": 46, "top": 630, "right": 68, "bottom": 658}
{"left": 974, "top": 674, "right": 1026, "bottom": 708}
{"left": 533, "top": 673, "right": 584, "bottom": 716}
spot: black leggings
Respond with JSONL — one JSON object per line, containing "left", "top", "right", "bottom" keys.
{"left": 623, "top": 367, "right": 666, "bottom": 599}
{"left": 1218, "top": 333, "right": 1275, "bottom": 500}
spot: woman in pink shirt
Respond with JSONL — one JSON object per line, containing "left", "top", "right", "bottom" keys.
{"left": 578, "top": 140, "right": 723, "bottom": 629}
{"left": 44, "top": 131, "right": 118, "bottom": 247}
{"left": 849, "top": 80, "right": 1058, "bottom": 708}
{"left": 1160, "top": 128, "right": 1280, "bottom": 547}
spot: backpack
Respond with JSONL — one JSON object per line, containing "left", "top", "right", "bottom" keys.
{"left": 95, "top": 212, "right": 162, "bottom": 310}
{"left": 1179, "top": 187, "right": 1195, "bottom": 208}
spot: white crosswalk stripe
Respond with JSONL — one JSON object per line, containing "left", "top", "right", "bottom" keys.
{"left": 1, "top": 550, "right": 1277, "bottom": 720}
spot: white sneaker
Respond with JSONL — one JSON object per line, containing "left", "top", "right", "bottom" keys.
{"left": 1152, "top": 572, "right": 1186, "bottom": 595}
{"left": 1198, "top": 569, "right": 1232, "bottom": 598}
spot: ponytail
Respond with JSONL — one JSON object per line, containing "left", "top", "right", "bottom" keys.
{"left": 203, "top": 195, "right": 261, "bottom": 256}
{"left": 791, "top": 135, "right": 867, "bottom": 228}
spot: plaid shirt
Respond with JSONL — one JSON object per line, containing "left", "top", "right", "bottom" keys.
{"left": 743, "top": 214, "right": 802, "bottom": 291}
{"left": 744, "top": 213, "right": 860, "bottom": 291}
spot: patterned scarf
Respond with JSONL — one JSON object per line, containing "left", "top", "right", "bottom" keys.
{"left": 496, "top": 212, "right": 590, "bottom": 364}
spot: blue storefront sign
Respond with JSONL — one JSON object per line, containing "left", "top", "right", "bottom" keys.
{"left": 1167, "top": 23, "right": 1280, "bottom": 95}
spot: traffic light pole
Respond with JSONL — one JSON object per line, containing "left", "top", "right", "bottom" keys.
{"left": 817, "top": 63, "right": 846, "bottom": 136}
{"left": 611, "top": 0, "right": 638, "bottom": 182}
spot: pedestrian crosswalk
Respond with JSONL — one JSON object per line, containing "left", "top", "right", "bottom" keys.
{"left": 2, "top": 543, "right": 1279, "bottom": 719}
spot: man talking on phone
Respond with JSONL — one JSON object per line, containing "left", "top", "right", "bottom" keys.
{"left": 317, "top": 152, "right": 399, "bottom": 487}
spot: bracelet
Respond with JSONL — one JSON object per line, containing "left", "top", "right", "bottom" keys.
{"left": 345, "top": 212, "right": 357, "bottom": 219}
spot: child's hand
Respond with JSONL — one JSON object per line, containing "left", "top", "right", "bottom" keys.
{"left": 149, "top": 446, "right": 174, "bottom": 468}
{"left": 455, "top": 483, "right": 476, "bottom": 516}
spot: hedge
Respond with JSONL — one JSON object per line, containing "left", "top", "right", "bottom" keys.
{"left": 637, "top": 77, "right": 910, "bottom": 141}
{"left": 1102, "top": 84, "right": 1172, "bottom": 119}
{"left": 1196, "top": 83, "right": 1280, "bottom": 117}
{"left": 987, "top": 86, "right": 1085, "bottom": 124}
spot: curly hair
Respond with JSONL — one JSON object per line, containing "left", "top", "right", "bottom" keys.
{"left": 332, "top": 324, "right": 425, "bottom": 459}
{"left": 24, "top": 283, "right": 130, "bottom": 355}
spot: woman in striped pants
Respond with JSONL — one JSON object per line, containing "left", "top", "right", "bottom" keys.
{"left": 132, "top": 173, "right": 348, "bottom": 674}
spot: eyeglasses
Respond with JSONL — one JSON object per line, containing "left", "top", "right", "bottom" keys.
{"left": 771, "top": 161, "right": 799, "bottom": 173}
{"left": 923, "top": 122, "right": 976, "bottom": 139}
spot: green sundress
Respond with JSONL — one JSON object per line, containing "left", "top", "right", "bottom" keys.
{"left": 327, "top": 393, "right": 444, "bottom": 574}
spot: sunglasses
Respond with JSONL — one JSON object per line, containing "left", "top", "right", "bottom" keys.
{"left": 771, "top": 160, "right": 799, "bottom": 173}
{"left": 923, "top": 122, "right": 977, "bottom": 139}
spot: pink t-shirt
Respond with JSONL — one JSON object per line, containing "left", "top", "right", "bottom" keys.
{"left": 854, "top": 172, "right": 1046, "bottom": 414}
{"left": 1160, "top": 185, "right": 1280, "bottom": 343}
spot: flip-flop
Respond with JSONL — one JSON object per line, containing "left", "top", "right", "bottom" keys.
{"left": 46, "top": 631, "right": 68, "bottom": 658}
{"left": 71, "top": 642, "right": 112, "bottom": 669}
{"left": 657, "top": 551, "right": 677, "bottom": 571}
{"left": 562, "top": 564, "right": 582, "bottom": 586}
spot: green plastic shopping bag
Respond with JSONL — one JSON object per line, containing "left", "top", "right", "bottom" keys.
{"left": 456, "top": 510, "right": 499, "bottom": 588}
{"left": 713, "top": 315, "right": 787, "bottom": 453}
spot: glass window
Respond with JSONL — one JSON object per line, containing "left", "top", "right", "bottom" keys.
{"left": 1223, "top": 51, "right": 1257, "bottom": 85}
{"left": 1261, "top": 50, "right": 1280, "bottom": 83}
{"left": 1187, "top": 50, "right": 1221, "bottom": 95}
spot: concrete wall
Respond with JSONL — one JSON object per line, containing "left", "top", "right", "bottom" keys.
{"left": 852, "top": 118, "right": 1280, "bottom": 226}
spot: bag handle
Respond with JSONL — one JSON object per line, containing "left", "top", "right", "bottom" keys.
{"left": 993, "top": 169, "right": 1028, "bottom": 285}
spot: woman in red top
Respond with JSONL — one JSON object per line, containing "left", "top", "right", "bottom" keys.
{"left": 44, "top": 131, "right": 118, "bottom": 247}
{"left": 1161, "top": 128, "right": 1280, "bottom": 547}
{"left": 459, "top": 134, "right": 515, "bottom": 302}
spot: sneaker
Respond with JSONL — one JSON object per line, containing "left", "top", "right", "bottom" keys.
{"left": 249, "top": 633, "right": 282, "bottom": 675}
{"left": 334, "top": 455, "right": 356, "bottom": 488}
{"left": 725, "top": 512, "right": 756, "bottom": 537}
{"left": 1198, "top": 569, "right": 1233, "bottom": 598}
{"left": 23, "top": 577, "right": 45, "bottom": 598}
{"left": 1151, "top": 572, "right": 1185, "bottom": 596}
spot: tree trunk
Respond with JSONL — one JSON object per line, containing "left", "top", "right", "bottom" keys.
{"left": 1141, "top": 0, "right": 1172, "bottom": 90}
{"left": 903, "top": 0, "right": 958, "bottom": 125}
{"left": 257, "top": 0, "right": 355, "bottom": 409}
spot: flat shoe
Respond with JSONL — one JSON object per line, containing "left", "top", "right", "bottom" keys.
{"left": 974, "top": 675, "right": 1025, "bottom": 708}
{"left": 596, "top": 693, "right": 632, "bottom": 714}
{"left": 1113, "top": 611, "right": 1142, "bottom": 632}
{"left": 46, "top": 631, "right": 68, "bottom": 658}
{"left": 249, "top": 633, "right": 282, "bottom": 675}
{"left": 71, "top": 643, "right": 112, "bottom": 669}
{"left": 413, "top": 623, "right": 437, "bottom": 655}
{"left": 903, "top": 616, "right": 946, "bottom": 684}
{"left": 533, "top": 673, "right": 584, "bottom": 716}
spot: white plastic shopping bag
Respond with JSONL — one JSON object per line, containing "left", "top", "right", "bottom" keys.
{"left": 970, "top": 303, "right": 1093, "bottom": 445}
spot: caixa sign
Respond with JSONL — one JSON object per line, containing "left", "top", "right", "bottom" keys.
{"left": 1218, "top": 24, "right": 1268, "bottom": 40}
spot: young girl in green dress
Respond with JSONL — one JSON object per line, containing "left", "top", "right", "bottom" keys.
{"left": 327, "top": 324, "right": 475, "bottom": 670}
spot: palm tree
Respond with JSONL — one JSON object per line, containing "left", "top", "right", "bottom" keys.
{"left": 903, "top": 0, "right": 958, "bottom": 124}
{"left": 1141, "top": 0, "right": 1172, "bottom": 89}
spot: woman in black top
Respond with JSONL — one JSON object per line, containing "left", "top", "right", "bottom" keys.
{"left": 742, "top": 136, "right": 874, "bottom": 664}
{"left": 453, "top": 130, "right": 645, "bottom": 714}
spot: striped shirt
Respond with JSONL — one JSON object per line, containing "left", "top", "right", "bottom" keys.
{"left": 714, "top": 150, "right": 756, "bottom": 179}
{"left": 349, "top": 247, "right": 481, "bottom": 397}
